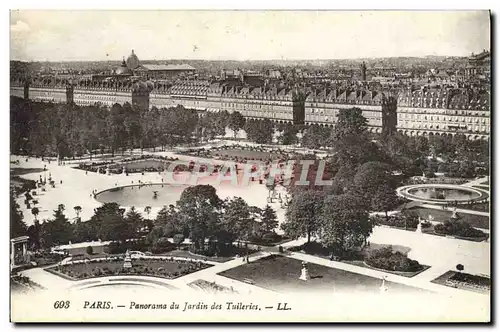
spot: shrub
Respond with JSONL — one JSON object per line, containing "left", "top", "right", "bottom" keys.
{"left": 366, "top": 246, "right": 423, "bottom": 272}
{"left": 420, "top": 220, "right": 432, "bottom": 228}
{"left": 289, "top": 241, "right": 330, "bottom": 256}
{"left": 86, "top": 246, "right": 93, "bottom": 255}
{"left": 107, "top": 242, "right": 123, "bottom": 254}
{"left": 424, "top": 171, "right": 436, "bottom": 178}
{"left": 173, "top": 234, "right": 185, "bottom": 246}
{"left": 434, "top": 220, "right": 485, "bottom": 238}
{"left": 261, "top": 232, "right": 280, "bottom": 243}
{"left": 371, "top": 214, "right": 419, "bottom": 230}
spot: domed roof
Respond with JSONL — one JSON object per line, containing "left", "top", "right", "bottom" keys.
{"left": 126, "top": 50, "right": 140, "bottom": 70}
{"left": 116, "top": 58, "right": 133, "bottom": 76}
{"left": 132, "top": 80, "right": 154, "bottom": 93}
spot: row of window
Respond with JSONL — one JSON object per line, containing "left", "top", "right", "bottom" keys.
{"left": 398, "top": 107, "right": 489, "bottom": 116}
{"left": 398, "top": 114, "right": 489, "bottom": 124}
{"left": 398, "top": 122, "right": 489, "bottom": 132}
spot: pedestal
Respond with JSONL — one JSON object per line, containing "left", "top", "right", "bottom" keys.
{"left": 379, "top": 276, "right": 388, "bottom": 292}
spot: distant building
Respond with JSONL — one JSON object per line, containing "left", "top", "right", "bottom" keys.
{"left": 466, "top": 50, "right": 491, "bottom": 78}
{"left": 361, "top": 62, "right": 367, "bottom": 81}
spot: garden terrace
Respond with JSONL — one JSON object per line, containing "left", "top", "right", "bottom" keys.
{"left": 219, "top": 254, "right": 430, "bottom": 295}
{"left": 179, "top": 145, "right": 292, "bottom": 163}
{"left": 407, "top": 207, "right": 490, "bottom": 230}
{"left": 371, "top": 214, "right": 420, "bottom": 231}
{"left": 47, "top": 256, "right": 212, "bottom": 281}
{"left": 76, "top": 155, "right": 183, "bottom": 174}
{"left": 288, "top": 242, "right": 429, "bottom": 278}
{"left": 422, "top": 220, "right": 488, "bottom": 242}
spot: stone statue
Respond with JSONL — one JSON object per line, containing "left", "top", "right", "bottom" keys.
{"left": 299, "top": 261, "right": 310, "bottom": 281}
{"left": 379, "top": 276, "right": 388, "bottom": 292}
{"left": 123, "top": 250, "right": 132, "bottom": 269}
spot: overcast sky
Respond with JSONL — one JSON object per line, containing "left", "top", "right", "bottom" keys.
{"left": 10, "top": 10, "right": 490, "bottom": 62}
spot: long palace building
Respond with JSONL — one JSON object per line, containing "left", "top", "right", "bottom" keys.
{"left": 10, "top": 51, "right": 490, "bottom": 140}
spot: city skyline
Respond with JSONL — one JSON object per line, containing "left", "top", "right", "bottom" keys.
{"left": 10, "top": 10, "right": 490, "bottom": 62}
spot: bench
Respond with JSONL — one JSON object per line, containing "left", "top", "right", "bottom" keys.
{"left": 243, "top": 278, "right": 255, "bottom": 285}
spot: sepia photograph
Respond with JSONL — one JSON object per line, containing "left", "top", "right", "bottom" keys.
{"left": 9, "top": 9, "right": 491, "bottom": 323}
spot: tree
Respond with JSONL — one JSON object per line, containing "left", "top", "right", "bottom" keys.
{"left": 146, "top": 226, "right": 165, "bottom": 247}
{"left": 302, "top": 125, "right": 330, "bottom": 149}
{"left": 176, "top": 185, "right": 223, "bottom": 250}
{"left": 228, "top": 111, "right": 245, "bottom": 138}
{"left": 73, "top": 219, "right": 98, "bottom": 243}
{"left": 371, "top": 184, "right": 399, "bottom": 219}
{"left": 124, "top": 206, "right": 144, "bottom": 237}
{"left": 456, "top": 264, "right": 464, "bottom": 274}
{"left": 244, "top": 119, "right": 274, "bottom": 144}
{"left": 221, "top": 197, "right": 255, "bottom": 246}
{"left": 31, "top": 207, "right": 40, "bottom": 221}
{"left": 73, "top": 205, "right": 82, "bottom": 219}
{"left": 320, "top": 194, "right": 372, "bottom": 259}
{"left": 155, "top": 204, "right": 181, "bottom": 237}
{"left": 282, "top": 189, "right": 325, "bottom": 243}
{"left": 40, "top": 205, "right": 74, "bottom": 247}
{"left": 27, "top": 220, "right": 41, "bottom": 249}
{"left": 352, "top": 161, "right": 396, "bottom": 206}
{"left": 260, "top": 205, "right": 278, "bottom": 234}
{"left": 91, "top": 203, "right": 127, "bottom": 242}
{"left": 330, "top": 108, "right": 375, "bottom": 167}
{"left": 173, "top": 234, "right": 185, "bottom": 247}
{"left": 144, "top": 206, "right": 152, "bottom": 220}
{"left": 280, "top": 124, "right": 299, "bottom": 145}
{"left": 10, "top": 191, "right": 27, "bottom": 238}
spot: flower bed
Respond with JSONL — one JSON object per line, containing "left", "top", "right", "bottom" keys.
{"left": 76, "top": 155, "right": 182, "bottom": 174}
{"left": 434, "top": 220, "right": 487, "bottom": 239}
{"left": 432, "top": 271, "right": 490, "bottom": 294}
{"left": 370, "top": 214, "right": 419, "bottom": 230}
{"left": 47, "top": 256, "right": 212, "bottom": 280}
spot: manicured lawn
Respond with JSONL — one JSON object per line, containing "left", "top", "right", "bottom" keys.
{"left": 10, "top": 167, "right": 45, "bottom": 176}
{"left": 408, "top": 207, "right": 490, "bottom": 229}
{"left": 453, "top": 201, "right": 489, "bottom": 213}
{"left": 289, "top": 242, "right": 429, "bottom": 278}
{"left": 47, "top": 258, "right": 212, "bottom": 280}
{"left": 219, "top": 255, "right": 430, "bottom": 295}
{"left": 112, "top": 159, "right": 169, "bottom": 170}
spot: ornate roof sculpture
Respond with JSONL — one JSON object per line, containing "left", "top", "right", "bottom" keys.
{"left": 126, "top": 50, "right": 140, "bottom": 70}
{"left": 115, "top": 58, "right": 133, "bottom": 76}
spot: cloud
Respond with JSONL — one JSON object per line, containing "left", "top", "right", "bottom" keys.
{"left": 10, "top": 20, "right": 30, "bottom": 33}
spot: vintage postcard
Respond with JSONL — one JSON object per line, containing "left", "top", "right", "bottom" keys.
{"left": 9, "top": 10, "right": 491, "bottom": 323}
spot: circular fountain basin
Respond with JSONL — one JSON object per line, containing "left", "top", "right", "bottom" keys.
{"left": 397, "top": 184, "right": 489, "bottom": 205}
{"left": 95, "top": 184, "right": 188, "bottom": 208}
